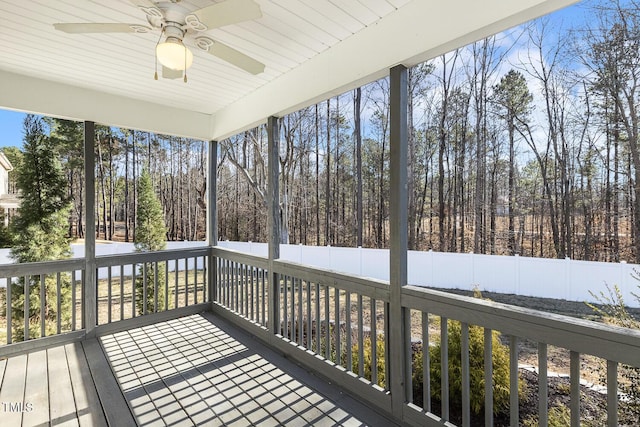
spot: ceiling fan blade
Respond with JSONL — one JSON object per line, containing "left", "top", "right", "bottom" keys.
{"left": 128, "top": 0, "right": 156, "bottom": 7}
{"left": 128, "top": 0, "right": 163, "bottom": 19}
{"left": 195, "top": 37, "right": 264, "bottom": 75}
{"left": 186, "top": 0, "right": 261, "bottom": 31}
{"left": 54, "top": 23, "right": 151, "bottom": 34}
{"left": 162, "top": 66, "right": 183, "bottom": 80}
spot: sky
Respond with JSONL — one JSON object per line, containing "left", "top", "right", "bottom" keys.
{"left": 0, "top": 1, "right": 591, "bottom": 149}
{"left": 0, "top": 109, "right": 28, "bottom": 148}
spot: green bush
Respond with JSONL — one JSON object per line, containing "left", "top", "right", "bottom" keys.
{"left": 351, "top": 336, "right": 386, "bottom": 389}
{"left": 523, "top": 405, "right": 571, "bottom": 427}
{"left": 424, "top": 320, "right": 513, "bottom": 416}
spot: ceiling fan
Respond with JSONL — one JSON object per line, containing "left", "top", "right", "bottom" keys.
{"left": 53, "top": 0, "right": 265, "bottom": 82}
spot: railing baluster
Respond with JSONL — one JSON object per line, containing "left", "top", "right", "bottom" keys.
{"left": 194, "top": 257, "right": 199, "bottom": 305}
{"left": 132, "top": 264, "right": 137, "bottom": 318}
{"left": 291, "top": 278, "right": 297, "bottom": 342}
{"left": 6, "top": 276, "right": 12, "bottom": 344}
{"left": 324, "top": 285, "right": 330, "bottom": 360}
{"left": 142, "top": 262, "right": 148, "bottom": 316}
{"left": 74, "top": 270, "right": 79, "bottom": 330}
{"left": 335, "top": 287, "right": 341, "bottom": 366}
{"left": 40, "top": 274, "right": 45, "bottom": 338}
{"left": 346, "top": 291, "right": 352, "bottom": 371}
{"left": 484, "top": 328, "right": 493, "bottom": 426}
{"left": 440, "top": 317, "right": 449, "bottom": 421}
{"left": 422, "top": 312, "right": 430, "bottom": 413}
{"left": 250, "top": 266, "right": 255, "bottom": 321}
{"left": 202, "top": 256, "right": 207, "bottom": 303}
{"left": 95, "top": 267, "right": 99, "bottom": 324}
{"left": 24, "top": 275, "right": 29, "bottom": 341}
{"left": 283, "top": 276, "right": 288, "bottom": 338}
{"left": 510, "top": 336, "right": 519, "bottom": 427}
{"left": 539, "top": 343, "right": 548, "bottom": 426}
{"left": 261, "top": 268, "right": 266, "bottom": 326}
{"left": 222, "top": 259, "right": 227, "bottom": 307}
{"left": 357, "top": 294, "right": 363, "bottom": 377}
{"left": 245, "top": 264, "right": 249, "bottom": 316}
{"left": 164, "top": 261, "right": 169, "bottom": 311}
{"left": 108, "top": 266, "right": 112, "bottom": 323}
{"left": 238, "top": 263, "right": 243, "bottom": 315}
{"left": 570, "top": 351, "right": 580, "bottom": 427}
{"left": 306, "top": 281, "right": 312, "bottom": 349}
{"left": 298, "top": 279, "right": 303, "bottom": 346}
{"left": 315, "top": 283, "right": 320, "bottom": 353}
{"left": 461, "top": 322, "right": 470, "bottom": 427}
{"left": 174, "top": 259, "right": 179, "bottom": 310}
{"left": 384, "top": 302, "right": 390, "bottom": 391}
{"left": 57, "top": 273, "right": 62, "bottom": 335}
{"left": 607, "top": 360, "right": 618, "bottom": 427}
{"left": 120, "top": 264, "right": 124, "bottom": 320}
{"left": 371, "top": 298, "right": 377, "bottom": 386}
{"left": 153, "top": 261, "right": 158, "bottom": 312}
{"left": 235, "top": 261, "right": 239, "bottom": 313}
{"left": 185, "top": 258, "right": 189, "bottom": 308}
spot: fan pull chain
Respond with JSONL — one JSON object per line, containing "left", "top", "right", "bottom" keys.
{"left": 154, "top": 27, "right": 163, "bottom": 81}
{"left": 183, "top": 45, "right": 188, "bottom": 83}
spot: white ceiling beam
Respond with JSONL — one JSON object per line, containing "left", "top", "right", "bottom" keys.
{"left": 0, "top": 70, "right": 212, "bottom": 140}
{"left": 210, "top": 0, "right": 578, "bottom": 141}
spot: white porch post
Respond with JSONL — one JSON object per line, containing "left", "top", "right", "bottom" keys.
{"left": 83, "top": 121, "right": 97, "bottom": 337}
{"left": 389, "top": 64, "right": 410, "bottom": 417}
{"left": 207, "top": 140, "right": 218, "bottom": 304}
{"left": 267, "top": 116, "right": 280, "bottom": 335}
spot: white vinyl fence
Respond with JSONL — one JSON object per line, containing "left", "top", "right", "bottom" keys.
{"left": 0, "top": 240, "right": 637, "bottom": 306}
{"left": 217, "top": 241, "right": 640, "bottom": 307}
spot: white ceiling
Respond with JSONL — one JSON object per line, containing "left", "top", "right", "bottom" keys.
{"left": 0, "top": 0, "right": 578, "bottom": 141}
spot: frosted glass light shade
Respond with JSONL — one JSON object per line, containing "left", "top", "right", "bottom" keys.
{"left": 156, "top": 40, "right": 193, "bottom": 71}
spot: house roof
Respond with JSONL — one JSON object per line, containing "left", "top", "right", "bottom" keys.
{"left": 0, "top": 0, "right": 578, "bottom": 141}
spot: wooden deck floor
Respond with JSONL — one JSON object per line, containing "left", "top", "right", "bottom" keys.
{"left": 0, "top": 313, "right": 396, "bottom": 426}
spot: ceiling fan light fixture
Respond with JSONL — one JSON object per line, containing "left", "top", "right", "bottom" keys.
{"left": 156, "top": 38, "right": 193, "bottom": 71}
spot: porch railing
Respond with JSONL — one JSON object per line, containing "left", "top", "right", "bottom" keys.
{"left": 1, "top": 244, "right": 638, "bottom": 426}
{"left": 95, "top": 247, "right": 210, "bottom": 326}
{"left": 0, "top": 258, "right": 85, "bottom": 350}
{"left": 212, "top": 246, "right": 640, "bottom": 427}
{"left": 0, "top": 246, "right": 211, "bottom": 356}
{"left": 214, "top": 247, "right": 392, "bottom": 409}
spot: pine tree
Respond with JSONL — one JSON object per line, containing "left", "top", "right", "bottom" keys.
{"left": 135, "top": 169, "right": 168, "bottom": 314}
{"left": 10, "top": 115, "right": 73, "bottom": 340}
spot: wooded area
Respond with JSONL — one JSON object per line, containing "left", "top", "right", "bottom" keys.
{"left": 6, "top": 0, "right": 640, "bottom": 263}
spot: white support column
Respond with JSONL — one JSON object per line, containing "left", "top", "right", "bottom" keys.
{"left": 207, "top": 140, "right": 218, "bottom": 304}
{"left": 389, "top": 64, "right": 409, "bottom": 418}
{"left": 267, "top": 117, "right": 281, "bottom": 335}
{"left": 84, "top": 121, "right": 96, "bottom": 337}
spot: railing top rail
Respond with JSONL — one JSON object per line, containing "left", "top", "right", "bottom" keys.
{"left": 273, "top": 259, "right": 390, "bottom": 301}
{"left": 402, "top": 285, "right": 640, "bottom": 367}
{"left": 212, "top": 247, "right": 270, "bottom": 270}
{"left": 213, "top": 246, "right": 390, "bottom": 300}
{"left": 0, "top": 258, "right": 85, "bottom": 277}
{"left": 95, "top": 246, "right": 210, "bottom": 268}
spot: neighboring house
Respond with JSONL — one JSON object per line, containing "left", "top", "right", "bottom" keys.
{"left": 0, "top": 152, "right": 18, "bottom": 226}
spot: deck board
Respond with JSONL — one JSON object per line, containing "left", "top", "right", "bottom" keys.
{"left": 82, "top": 339, "right": 136, "bottom": 427}
{"left": 100, "top": 313, "right": 397, "bottom": 427}
{"left": 48, "top": 344, "right": 79, "bottom": 426}
{"left": 22, "top": 349, "right": 49, "bottom": 426}
{"left": 0, "top": 353, "right": 27, "bottom": 426}
{"left": 65, "top": 343, "right": 108, "bottom": 427}
{"left": 0, "top": 312, "right": 398, "bottom": 426}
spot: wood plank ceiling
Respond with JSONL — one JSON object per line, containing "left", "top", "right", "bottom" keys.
{"left": 0, "top": 0, "right": 578, "bottom": 140}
